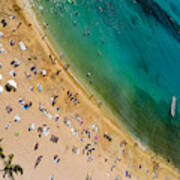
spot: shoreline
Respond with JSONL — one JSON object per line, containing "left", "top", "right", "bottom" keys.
{"left": 0, "top": 0, "right": 180, "bottom": 179}
{"left": 17, "top": 0, "right": 180, "bottom": 176}
{"left": 18, "top": 0, "right": 130, "bottom": 143}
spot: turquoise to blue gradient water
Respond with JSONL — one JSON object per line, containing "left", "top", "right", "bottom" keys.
{"left": 32, "top": 0, "right": 180, "bottom": 168}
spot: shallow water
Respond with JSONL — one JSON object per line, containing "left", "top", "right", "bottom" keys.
{"left": 33, "top": 0, "right": 180, "bottom": 168}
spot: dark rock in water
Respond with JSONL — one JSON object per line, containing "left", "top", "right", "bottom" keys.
{"left": 136, "top": 0, "right": 180, "bottom": 42}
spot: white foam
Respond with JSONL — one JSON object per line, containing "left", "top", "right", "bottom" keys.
{"left": 39, "top": 5, "right": 44, "bottom": 10}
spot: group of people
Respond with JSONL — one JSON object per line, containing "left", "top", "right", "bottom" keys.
{"left": 0, "top": 4, "right": 165, "bottom": 180}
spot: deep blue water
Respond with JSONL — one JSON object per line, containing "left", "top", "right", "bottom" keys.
{"left": 32, "top": 0, "right": 180, "bottom": 168}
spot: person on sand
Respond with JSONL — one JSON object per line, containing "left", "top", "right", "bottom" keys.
{"left": 1, "top": 19, "right": 7, "bottom": 27}
{"left": 34, "top": 143, "right": 39, "bottom": 151}
{"left": 53, "top": 155, "right": 60, "bottom": 163}
{"left": 50, "top": 96, "right": 58, "bottom": 106}
{"left": 50, "top": 175, "right": 55, "bottom": 180}
{"left": 5, "top": 122, "right": 11, "bottom": 130}
{"left": 6, "top": 105, "right": 13, "bottom": 114}
{"left": 34, "top": 155, "right": 43, "bottom": 168}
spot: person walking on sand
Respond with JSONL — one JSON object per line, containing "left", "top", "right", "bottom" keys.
{"left": 34, "top": 143, "right": 39, "bottom": 151}
{"left": 34, "top": 155, "right": 43, "bottom": 168}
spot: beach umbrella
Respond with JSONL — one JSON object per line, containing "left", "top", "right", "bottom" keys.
{"left": 19, "top": 41, "right": 27, "bottom": 51}
{"left": 14, "top": 115, "right": 21, "bottom": 122}
{"left": 0, "top": 32, "right": 4, "bottom": 38}
{"left": 7, "top": 80, "right": 17, "bottom": 89}
{"left": 0, "top": 85, "right": 3, "bottom": 93}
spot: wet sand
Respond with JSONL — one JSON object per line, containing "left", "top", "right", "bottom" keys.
{"left": 0, "top": 0, "right": 180, "bottom": 179}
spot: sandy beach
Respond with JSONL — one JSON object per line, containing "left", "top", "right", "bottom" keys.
{"left": 0, "top": 0, "right": 180, "bottom": 179}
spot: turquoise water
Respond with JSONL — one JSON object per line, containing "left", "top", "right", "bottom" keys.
{"left": 33, "top": 0, "right": 180, "bottom": 168}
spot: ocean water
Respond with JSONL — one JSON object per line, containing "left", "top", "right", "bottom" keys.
{"left": 32, "top": 0, "right": 180, "bottom": 168}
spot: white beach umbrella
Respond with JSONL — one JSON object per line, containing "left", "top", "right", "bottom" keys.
{"left": 31, "top": 123, "right": 35, "bottom": 130}
{"left": 0, "top": 32, "right": 4, "bottom": 38}
{"left": 19, "top": 41, "right": 27, "bottom": 51}
{"left": 14, "top": 115, "right": 21, "bottom": 122}
{"left": 0, "top": 85, "right": 3, "bottom": 93}
{"left": 43, "top": 127, "right": 49, "bottom": 136}
{"left": 7, "top": 79, "right": 17, "bottom": 89}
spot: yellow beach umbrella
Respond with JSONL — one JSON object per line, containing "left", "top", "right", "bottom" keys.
{"left": 15, "top": 131, "right": 21, "bottom": 136}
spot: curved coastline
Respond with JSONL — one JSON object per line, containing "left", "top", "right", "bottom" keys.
{"left": 13, "top": 0, "right": 180, "bottom": 178}
{"left": 26, "top": 0, "right": 180, "bottom": 171}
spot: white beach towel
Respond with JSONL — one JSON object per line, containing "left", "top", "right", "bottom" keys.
{"left": 0, "top": 48, "right": 5, "bottom": 53}
{"left": 0, "top": 85, "right": 3, "bottom": 93}
{"left": 0, "top": 32, "right": 4, "bottom": 38}
{"left": 19, "top": 41, "right": 27, "bottom": 51}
